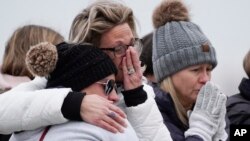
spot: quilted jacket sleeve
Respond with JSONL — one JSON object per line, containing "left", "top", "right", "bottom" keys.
{"left": 0, "top": 77, "right": 71, "bottom": 134}
{"left": 125, "top": 83, "right": 172, "bottom": 141}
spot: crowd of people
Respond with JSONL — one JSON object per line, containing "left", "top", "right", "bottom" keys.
{"left": 0, "top": 0, "right": 249, "bottom": 141}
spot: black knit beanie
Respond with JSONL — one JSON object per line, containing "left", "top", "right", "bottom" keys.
{"left": 26, "top": 42, "right": 117, "bottom": 91}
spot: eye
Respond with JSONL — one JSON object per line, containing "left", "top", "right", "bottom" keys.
{"left": 191, "top": 68, "right": 200, "bottom": 72}
{"left": 114, "top": 46, "right": 125, "bottom": 54}
{"left": 207, "top": 67, "right": 213, "bottom": 72}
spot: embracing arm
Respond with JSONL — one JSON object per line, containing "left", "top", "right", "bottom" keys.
{"left": 0, "top": 77, "right": 126, "bottom": 134}
{"left": 0, "top": 77, "right": 71, "bottom": 134}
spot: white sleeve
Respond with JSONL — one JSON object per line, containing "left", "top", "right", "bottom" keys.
{"left": 0, "top": 77, "right": 71, "bottom": 134}
{"left": 125, "top": 83, "right": 173, "bottom": 141}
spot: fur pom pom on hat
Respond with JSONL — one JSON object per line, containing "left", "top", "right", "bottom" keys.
{"left": 26, "top": 42, "right": 117, "bottom": 91}
{"left": 26, "top": 42, "right": 58, "bottom": 77}
{"left": 152, "top": 0, "right": 217, "bottom": 82}
{"left": 152, "top": 0, "right": 189, "bottom": 28}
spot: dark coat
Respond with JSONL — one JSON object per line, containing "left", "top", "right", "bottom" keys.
{"left": 227, "top": 78, "right": 250, "bottom": 125}
{"left": 0, "top": 134, "right": 11, "bottom": 141}
{"left": 153, "top": 86, "right": 203, "bottom": 141}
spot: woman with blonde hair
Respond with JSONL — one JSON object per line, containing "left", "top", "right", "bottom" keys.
{"left": 10, "top": 42, "right": 139, "bottom": 141}
{"left": 0, "top": 1, "right": 172, "bottom": 141}
{"left": 152, "top": 0, "right": 228, "bottom": 140}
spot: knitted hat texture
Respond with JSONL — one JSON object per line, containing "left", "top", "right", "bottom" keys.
{"left": 152, "top": 0, "right": 217, "bottom": 82}
{"left": 26, "top": 42, "right": 117, "bottom": 91}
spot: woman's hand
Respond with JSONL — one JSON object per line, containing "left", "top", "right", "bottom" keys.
{"left": 80, "top": 94, "right": 127, "bottom": 133}
{"left": 185, "top": 81, "right": 227, "bottom": 140}
{"left": 122, "top": 47, "right": 142, "bottom": 90}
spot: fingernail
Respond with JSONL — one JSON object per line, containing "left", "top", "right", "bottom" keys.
{"left": 123, "top": 122, "right": 128, "bottom": 128}
{"left": 119, "top": 128, "right": 124, "bottom": 133}
{"left": 113, "top": 129, "right": 118, "bottom": 134}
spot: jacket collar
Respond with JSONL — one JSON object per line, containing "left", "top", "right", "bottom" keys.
{"left": 153, "top": 86, "right": 188, "bottom": 130}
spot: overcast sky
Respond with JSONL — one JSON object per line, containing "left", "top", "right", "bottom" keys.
{"left": 1, "top": 0, "right": 250, "bottom": 96}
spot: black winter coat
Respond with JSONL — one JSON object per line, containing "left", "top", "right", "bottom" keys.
{"left": 227, "top": 78, "right": 250, "bottom": 125}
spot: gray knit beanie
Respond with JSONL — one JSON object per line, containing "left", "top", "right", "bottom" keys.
{"left": 152, "top": 0, "right": 217, "bottom": 82}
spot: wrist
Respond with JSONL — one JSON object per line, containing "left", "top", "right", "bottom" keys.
{"left": 61, "top": 91, "right": 86, "bottom": 121}
{"left": 122, "top": 85, "right": 147, "bottom": 107}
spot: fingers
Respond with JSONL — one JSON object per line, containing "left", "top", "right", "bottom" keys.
{"left": 102, "top": 113, "right": 125, "bottom": 133}
{"left": 217, "top": 92, "right": 227, "bottom": 108}
{"left": 122, "top": 57, "right": 129, "bottom": 76}
{"left": 109, "top": 104, "right": 127, "bottom": 127}
{"left": 109, "top": 104, "right": 126, "bottom": 118}
{"left": 122, "top": 47, "right": 142, "bottom": 90}
{"left": 122, "top": 57, "right": 141, "bottom": 90}
{"left": 201, "top": 81, "right": 213, "bottom": 110}
{"left": 213, "top": 93, "right": 227, "bottom": 115}
{"left": 196, "top": 81, "right": 227, "bottom": 116}
{"left": 125, "top": 49, "right": 136, "bottom": 76}
{"left": 95, "top": 107, "right": 126, "bottom": 133}
{"left": 80, "top": 94, "right": 127, "bottom": 133}
{"left": 96, "top": 120, "right": 120, "bottom": 133}
{"left": 207, "top": 83, "right": 219, "bottom": 112}
{"left": 195, "top": 81, "right": 217, "bottom": 111}
{"left": 126, "top": 49, "right": 134, "bottom": 70}
{"left": 195, "top": 85, "right": 205, "bottom": 110}
{"left": 128, "top": 47, "right": 141, "bottom": 73}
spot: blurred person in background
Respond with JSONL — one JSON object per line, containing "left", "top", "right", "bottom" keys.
{"left": 227, "top": 49, "right": 250, "bottom": 125}
{"left": 0, "top": 24, "right": 64, "bottom": 141}
{"left": 140, "top": 32, "right": 157, "bottom": 86}
{"left": 0, "top": 24, "right": 64, "bottom": 93}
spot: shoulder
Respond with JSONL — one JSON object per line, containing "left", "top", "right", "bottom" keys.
{"left": 227, "top": 93, "right": 250, "bottom": 109}
{"left": 10, "top": 128, "right": 44, "bottom": 141}
{"left": 49, "top": 121, "right": 105, "bottom": 135}
{"left": 47, "top": 121, "right": 138, "bottom": 141}
{"left": 227, "top": 94, "right": 250, "bottom": 125}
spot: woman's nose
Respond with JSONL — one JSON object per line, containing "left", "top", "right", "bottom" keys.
{"left": 199, "top": 71, "right": 211, "bottom": 84}
{"left": 108, "top": 90, "right": 119, "bottom": 103}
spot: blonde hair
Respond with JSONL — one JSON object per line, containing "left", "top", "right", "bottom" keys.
{"left": 243, "top": 49, "right": 250, "bottom": 78}
{"left": 69, "top": 0, "right": 137, "bottom": 47}
{"left": 160, "top": 77, "right": 188, "bottom": 125}
{"left": 1, "top": 25, "right": 64, "bottom": 79}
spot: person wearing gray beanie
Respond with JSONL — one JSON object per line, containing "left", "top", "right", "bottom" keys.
{"left": 10, "top": 42, "right": 139, "bottom": 141}
{"left": 152, "top": 0, "right": 228, "bottom": 141}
